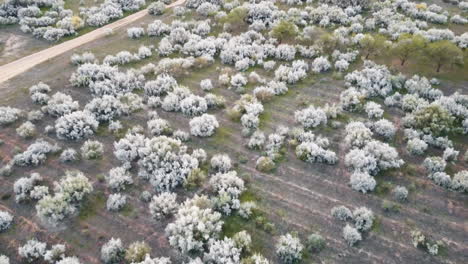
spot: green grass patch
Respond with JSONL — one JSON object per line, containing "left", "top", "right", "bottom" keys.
{"left": 370, "top": 216, "right": 382, "bottom": 234}
{"left": 121, "top": 204, "right": 138, "bottom": 218}
{"left": 79, "top": 191, "right": 106, "bottom": 221}
{"left": 221, "top": 214, "right": 265, "bottom": 254}
{"left": 375, "top": 181, "right": 394, "bottom": 197}
{"left": 210, "top": 126, "right": 234, "bottom": 146}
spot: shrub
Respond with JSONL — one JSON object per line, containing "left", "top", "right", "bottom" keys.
{"left": 311, "top": 56, "right": 331, "bottom": 73}
{"left": 270, "top": 20, "right": 298, "bottom": 43}
{"left": 443, "top": 147, "right": 459, "bottom": 161}
{"left": 13, "top": 139, "right": 60, "bottom": 167}
{"left": 55, "top": 111, "right": 99, "bottom": 141}
{"left": 125, "top": 242, "right": 151, "bottom": 263}
{"left": 80, "top": 140, "right": 104, "bottom": 160}
{"left": 0, "top": 255, "right": 8, "bottom": 264}
{"left": 149, "top": 192, "right": 178, "bottom": 219}
{"left": 0, "top": 211, "right": 13, "bottom": 231}
{"left": 413, "top": 104, "right": 454, "bottom": 136}
{"left": 184, "top": 168, "right": 207, "bottom": 189}
{"left": 393, "top": 186, "right": 408, "bottom": 202}
{"left": 210, "top": 154, "right": 232, "bottom": 173}
{"left": 16, "top": 121, "right": 37, "bottom": 138}
{"left": 344, "top": 122, "right": 373, "bottom": 148}
{"left": 137, "top": 136, "right": 198, "bottom": 191}
{"left": 106, "top": 167, "right": 133, "bottom": 191}
{"left": 36, "top": 193, "right": 76, "bottom": 226}
{"left": 423, "top": 157, "right": 446, "bottom": 174}
{"left": 200, "top": 79, "right": 213, "bottom": 91}
{"left": 365, "top": 102, "right": 383, "bottom": 119}
{"left": 106, "top": 193, "right": 127, "bottom": 211}
{"left": 353, "top": 207, "right": 374, "bottom": 232}
{"left": 148, "top": 2, "right": 166, "bottom": 15}
{"left": 275, "top": 233, "right": 303, "bottom": 264}
{"left": 60, "top": 148, "right": 79, "bottom": 163}
{"left": 331, "top": 205, "right": 353, "bottom": 221}
{"left": 0, "top": 106, "right": 22, "bottom": 125}
{"left": 127, "top": 27, "right": 145, "bottom": 39}
{"left": 239, "top": 202, "right": 257, "bottom": 219}
{"left": 372, "top": 119, "right": 396, "bottom": 139}
{"left": 233, "top": 231, "right": 252, "bottom": 253}
{"left": 350, "top": 171, "right": 376, "bottom": 193}
{"left": 407, "top": 138, "right": 428, "bottom": 155}
{"left": 45, "top": 92, "right": 79, "bottom": 117}
{"left": 451, "top": 170, "right": 468, "bottom": 193}
{"left": 165, "top": 202, "right": 222, "bottom": 253}
{"left": 294, "top": 106, "right": 327, "bottom": 129}
{"left": 14, "top": 172, "right": 42, "bottom": 202}
{"left": 343, "top": 225, "right": 361, "bottom": 246}
{"left": 306, "top": 233, "right": 325, "bottom": 252}
{"left": 85, "top": 95, "right": 123, "bottom": 122}
{"left": 203, "top": 238, "right": 241, "bottom": 264}
{"left": 18, "top": 239, "right": 46, "bottom": 262}
{"left": 248, "top": 131, "right": 266, "bottom": 150}
{"left": 209, "top": 171, "right": 245, "bottom": 215}
{"left": 256, "top": 156, "right": 275, "bottom": 172}
{"left": 44, "top": 244, "right": 66, "bottom": 263}
{"left": 190, "top": 114, "right": 219, "bottom": 137}
{"left": 147, "top": 118, "right": 172, "bottom": 136}
{"left": 180, "top": 95, "right": 208, "bottom": 116}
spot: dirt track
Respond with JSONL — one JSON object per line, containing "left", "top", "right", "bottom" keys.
{"left": 0, "top": 0, "right": 186, "bottom": 85}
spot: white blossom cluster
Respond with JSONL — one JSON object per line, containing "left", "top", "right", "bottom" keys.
{"left": 275, "top": 233, "right": 303, "bottom": 264}
{"left": 36, "top": 171, "right": 93, "bottom": 225}
{"left": 70, "top": 63, "right": 144, "bottom": 97}
{"left": 332, "top": 205, "right": 374, "bottom": 246}
{"left": 14, "top": 172, "right": 43, "bottom": 202}
{"left": 13, "top": 139, "right": 61, "bottom": 167}
{"left": 295, "top": 106, "right": 328, "bottom": 129}
{"left": 344, "top": 61, "right": 393, "bottom": 98}
{"left": 106, "top": 193, "right": 127, "bottom": 211}
{"left": 165, "top": 197, "right": 223, "bottom": 253}
{"left": 0, "top": 106, "right": 22, "bottom": 125}
{"left": 29, "top": 82, "right": 51, "bottom": 105}
{"left": 344, "top": 122, "right": 403, "bottom": 193}
{"left": 190, "top": 114, "right": 219, "bottom": 137}
{"left": 0, "top": 211, "right": 13, "bottom": 231}
{"left": 149, "top": 192, "right": 178, "bottom": 219}
{"left": 119, "top": 136, "right": 200, "bottom": 191}
{"left": 295, "top": 132, "right": 337, "bottom": 165}
{"left": 0, "top": 0, "right": 82, "bottom": 41}
{"left": 209, "top": 170, "right": 245, "bottom": 215}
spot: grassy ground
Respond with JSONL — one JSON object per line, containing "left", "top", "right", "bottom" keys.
{"left": 0, "top": 1, "right": 467, "bottom": 263}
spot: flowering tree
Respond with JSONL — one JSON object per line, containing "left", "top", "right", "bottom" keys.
{"left": 55, "top": 111, "right": 99, "bottom": 141}
{"left": 275, "top": 233, "right": 303, "bottom": 264}
{"left": 190, "top": 114, "right": 219, "bottom": 137}
{"left": 165, "top": 200, "right": 223, "bottom": 253}
{"left": 149, "top": 192, "right": 178, "bottom": 219}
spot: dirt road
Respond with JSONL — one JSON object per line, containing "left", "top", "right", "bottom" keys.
{"left": 0, "top": 0, "right": 186, "bottom": 84}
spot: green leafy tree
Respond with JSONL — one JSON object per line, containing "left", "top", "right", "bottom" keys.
{"left": 391, "top": 34, "right": 426, "bottom": 66}
{"left": 220, "top": 7, "right": 248, "bottom": 30}
{"left": 424, "top": 40, "right": 463, "bottom": 72}
{"left": 316, "top": 33, "right": 340, "bottom": 54}
{"left": 413, "top": 104, "right": 454, "bottom": 135}
{"left": 359, "top": 34, "right": 388, "bottom": 59}
{"left": 270, "top": 20, "right": 298, "bottom": 43}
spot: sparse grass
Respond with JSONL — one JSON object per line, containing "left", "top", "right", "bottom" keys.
{"left": 78, "top": 191, "right": 106, "bottom": 221}
{"left": 121, "top": 204, "right": 138, "bottom": 218}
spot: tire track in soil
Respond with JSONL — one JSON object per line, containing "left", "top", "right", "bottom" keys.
{"left": 245, "top": 166, "right": 467, "bottom": 263}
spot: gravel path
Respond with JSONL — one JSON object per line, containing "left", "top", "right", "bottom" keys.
{"left": 0, "top": 0, "right": 186, "bottom": 84}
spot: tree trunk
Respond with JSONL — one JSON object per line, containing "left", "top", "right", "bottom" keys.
{"left": 436, "top": 63, "right": 441, "bottom": 73}
{"left": 401, "top": 58, "right": 406, "bottom": 66}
